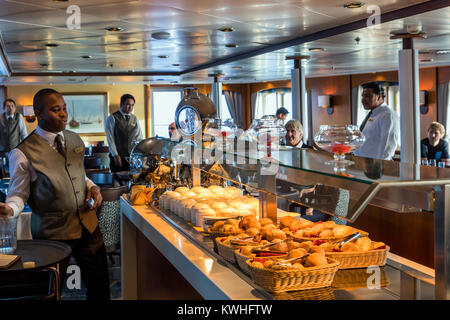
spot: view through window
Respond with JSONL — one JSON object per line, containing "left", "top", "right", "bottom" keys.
{"left": 151, "top": 89, "right": 182, "bottom": 137}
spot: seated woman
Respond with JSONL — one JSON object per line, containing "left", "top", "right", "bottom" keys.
{"left": 421, "top": 122, "right": 450, "bottom": 166}
{"left": 285, "top": 119, "right": 312, "bottom": 149}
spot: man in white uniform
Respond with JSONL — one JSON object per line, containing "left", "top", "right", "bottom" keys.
{"left": 353, "top": 82, "right": 400, "bottom": 160}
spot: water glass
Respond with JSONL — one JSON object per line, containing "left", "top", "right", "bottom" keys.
{"left": 0, "top": 215, "right": 17, "bottom": 255}
{"left": 438, "top": 161, "right": 446, "bottom": 168}
{"left": 429, "top": 159, "right": 437, "bottom": 167}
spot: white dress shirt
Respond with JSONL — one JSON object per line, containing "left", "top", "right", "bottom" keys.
{"left": 6, "top": 126, "right": 96, "bottom": 217}
{"left": 3, "top": 112, "right": 28, "bottom": 142}
{"left": 105, "top": 110, "right": 143, "bottom": 157}
{"left": 353, "top": 104, "right": 400, "bottom": 160}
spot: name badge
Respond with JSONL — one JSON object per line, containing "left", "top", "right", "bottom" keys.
{"left": 74, "top": 146, "right": 84, "bottom": 153}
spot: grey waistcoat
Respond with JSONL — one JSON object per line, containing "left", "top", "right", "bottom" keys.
{"left": 17, "top": 130, "right": 98, "bottom": 240}
{"left": 112, "top": 111, "right": 139, "bottom": 157}
{"left": 0, "top": 112, "right": 20, "bottom": 153}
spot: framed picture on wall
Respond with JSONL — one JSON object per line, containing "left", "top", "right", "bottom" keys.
{"left": 62, "top": 92, "right": 109, "bottom": 135}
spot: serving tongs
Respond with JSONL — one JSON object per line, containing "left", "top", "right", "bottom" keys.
{"left": 251, "top": 238, "right": 289, "bottom": 253}
{"left": 270, "top": 253, "right": 312, "bottom": 268}
{"left": 229, "top": 236, "right": 260, "bottom": 246}
{"left": 333, "top": 232, "right": 362, "bottom": 246}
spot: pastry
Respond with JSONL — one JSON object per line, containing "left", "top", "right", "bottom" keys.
{"left": 287, "top": 248, "right": 307, "bottom": 259}
{"left": 259, "top": 218, "right": 274, "bottom": 226}
{"left": 305, "top": 253, "right": 328, "bottom": 267}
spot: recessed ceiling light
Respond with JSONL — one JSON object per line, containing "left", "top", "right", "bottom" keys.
{"left": 436, "top": 50, "right": 450, "bottom": 54}
{"left": 172, "top": 63, "right": 180, "bottom": 66}
{"left": 151, "top": 32, "right": 171, "bottom": 40}
{"left": 225, "top": 43, "right": 239, "bottom": 48}
{"left": 232, "top": 66, "right": 242, "bottom": 69}
{"left": 105, "top": 26, "right": 123, "bottom": 32}
{"left": 81, "top": 55, "right": 92, "bottom": 59}
{"left": 45, "top": 43, "right": 59, "bottom": 47}
{"left": 218, "top": 27, "right": 234, "bottom": 32}
{"left": 158, "top": 55, "right": 169, "bottom": 58}
{"left": 40, "top": 63, "right": 49, "bottom": 67}
{"left": 344, "top": 2, "right": 365, "bottom": 9}
{"left": 420, "top": 58, "right": 434, "bottom": 62}
{"left": 309, "top": 47, "right": 325, "bottom": 52}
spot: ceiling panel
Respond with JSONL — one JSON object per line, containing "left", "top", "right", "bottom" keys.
{"left": 0, "top": 0, "right": 448, "bottom": 84}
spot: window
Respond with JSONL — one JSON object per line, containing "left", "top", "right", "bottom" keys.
{"left": 151, "top": 88, "right": 183, "bottom": 137}
{"left": 219, "top": 93, "right": 232, "bottom": 120}
{"left": 254, "top": 88, "right": 292, "bottom": 121}
{"left": 445, "top": 83, "right": 450, "bottom": 140}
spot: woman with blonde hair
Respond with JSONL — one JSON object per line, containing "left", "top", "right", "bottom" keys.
{"left": 421, "top": 121, "right": 449, "bottom": 166}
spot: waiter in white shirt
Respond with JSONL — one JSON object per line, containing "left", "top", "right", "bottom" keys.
{"left": 105, "top": 93, "right": 143, "bottom": 172}
{"left": 353, "top": 82, "right": 400, "bottom": 160}
{"left": 0, "top": 98, "right": 28, "bottom": 156}
{"left": 0, "top": 88, "right": 110, "bottom": 300}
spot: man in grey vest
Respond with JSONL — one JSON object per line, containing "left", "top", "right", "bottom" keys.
{"left": 0, "top": 98, "right": 28, "bottom": 156}
{"left": 105, "top": 93, "right": 143, "bottom": 172}
{"left": 0, "top": 88, "right": 110, "bottom": 300}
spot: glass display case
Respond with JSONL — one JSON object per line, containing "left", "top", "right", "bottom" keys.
{"left": 122, "top": 137, "right": 450, "bottom": 300}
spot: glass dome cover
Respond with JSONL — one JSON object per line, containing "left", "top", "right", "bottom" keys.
{"left": 244, "top": 115, "right": 286, "bottom": 149}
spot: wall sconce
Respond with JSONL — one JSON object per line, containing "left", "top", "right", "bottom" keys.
{"left": 420, "top": 90, "right": 429, "bottom": 114}
{"left": 318, "top": 95, "right": 334, "bottom": 114}
{"left": 23, "top": 106, "right": 36, "bottom": 123}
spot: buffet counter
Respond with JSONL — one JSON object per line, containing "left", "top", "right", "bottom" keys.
{"left": 120, "top": 198, "right": 436, "bottom": 300}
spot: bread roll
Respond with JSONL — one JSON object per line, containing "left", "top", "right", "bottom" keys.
{"left": 211, "top": 221, "right": 225, "bottom": 231}
{"left": 333, "top": 225, "right": 354, "bottom": 238}
{"left": 289, "top": 220, "right": 303, "bottom": 230}
{"left": 280, "top": 216, "right": 295, "bottom": 228}
{"left": 319, "top": 229, "right": 334, "bottom": 238}
{"left": 215, "top": 207, "right": 235, "bottom": 217}
{"left": 355, "top": 237, "right": 372, "bottom": 252}
{"left": 245, "top": 227, "right": 259, "bottom": 237}
{"left": 305, "top": 253, "right": 328, "bottom": 267}
{"left": 239, "top": 215, "right": 258, "bottom": 229}
{"left": 287, "top": 240, "right": 301, "bottom": 251}
{"left": 341, "top": 242, "right": 358, "bottom": 252}
{"left": 208, "top": 185, "right": 224, "bottom": 194}
{"left": 267, "top": 229, "right": 287, "bottom": 242}
{"left": 271, "top": 241, "right": 289, "bottom": 252}
{"left": 309, "top": 246, "right": 325, "bottom": 255}
{"left": 322, "top": 221, "right": 336, "bottom": 229}
{"left": 251, "top": 261, "right": 264, "bottom": 269}
{"left": 259, "top": 218, "right": 274, "bottom": 226}
{"left": 309, "top": 223, "right": 325, "bottom": 235}
{"left": 225, "top": 218, "right": 239, "bottom": 228}
{"left": 298, "top": 241, "right": 313, "bottom": 251}
{"left": 319, "top": 242, "right": 334, "bottom": 252}
{"left": 298, "top": 219, "right": 315, "bottom": 229}
{"left": 287, "top": 248, "right": 307, "bottom": 259}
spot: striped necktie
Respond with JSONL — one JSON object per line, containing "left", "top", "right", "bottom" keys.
{"left": 54, "top": 134, "right": 66, "bottom": 158}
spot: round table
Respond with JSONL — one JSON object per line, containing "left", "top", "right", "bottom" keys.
{"left": 0, "top": 240, "right": 72, "bottom": 300}
{"left": 2, "top": 240, "right": 71, "bottom": 272}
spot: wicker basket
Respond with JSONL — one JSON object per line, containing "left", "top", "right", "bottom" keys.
{"left": 234, "top": 250, "right": 287, "bottom": 275}
{"left": 215, "top": 237, "right": 251, "bottom": 263}
{"left": 325, "top": 246, "right": 389, "bottom": 269}
{"left": 332, "top": 266, "right": 390, "bottom": 289}
{"left": 208, "top": 228, "right": 243, "bottom": 252}
{"left": 246, "top": 258, "right": 340, "bottom": 293}
{"left": 272, "top": 286, "right": 335, "bottom": 300}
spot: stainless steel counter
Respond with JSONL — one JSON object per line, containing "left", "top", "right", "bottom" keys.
{"left": 120, "top": 198, "right": 436, "bottom": 300}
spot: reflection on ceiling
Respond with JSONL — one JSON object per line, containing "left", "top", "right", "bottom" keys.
{"left": 0, "top": 0, "right": 449, "bottom": 84}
